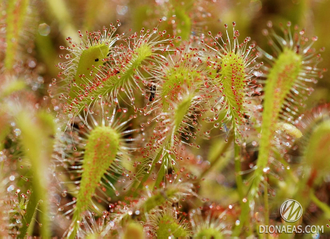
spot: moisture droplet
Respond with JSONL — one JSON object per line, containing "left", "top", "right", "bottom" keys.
{"left": 38, "top": 23, "right": 50, "bottom": 36}
{"left": 263, "top": 167, "right": 270, "bottom": 173}
{"left": 28, "top": 60, "right": 36, "bottom": 68}
{"left": 235, "top": 220, "right": 240, "bottom": 226}
{"left": 7, "top": 185, "right": 14, "bottom": 192}
{"left": 0, "top": 151, "right": 6, "bottom": 162}
{"left": 267, "top": 21, "right": 272, "bottom": 28}
{"left": 116, "top": 5, "right": 128, "bottom": 15}
{"left": 14, "top": 128, "right": 21, "bottom": 136}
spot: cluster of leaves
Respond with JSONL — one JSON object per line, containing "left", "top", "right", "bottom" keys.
{"left": 1, "top": 0, "right": 330, "bottom": 238}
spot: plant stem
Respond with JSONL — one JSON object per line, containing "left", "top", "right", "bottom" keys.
{"left": 45, "top": 0, "right": 78, "bottom": 42}
{"left": 232, "top": 134, "right": 250, "bottom": 237}
{"left": 154, "top": 159, "right": 166, "bottom": 189}
{"left": 131, "top": 149, "right": 163, "bottom": 197}
{"left": 233, "top": 199, "right": 250, "bottom": 237}
{"left": 310, "top": 191, "right": 330, "bottom": 217}
{"left": 263, "top": 181, "right": 269, "bottom": 228}
{"left": 234, "top": 142, "right": 244, "bottom": 201}
{"left": 197, "top": 134, "right": 233, "bottom": 181}
{"left": 15, "top": 110, "right": 55, "bottom": 238}
{"left": 18, "top": 190, "right": 38, "bottom": 238}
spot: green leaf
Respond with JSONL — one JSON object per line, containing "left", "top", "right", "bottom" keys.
{"left": 304, "top": 120, "right": 330, "bottom": 177}
{"left": 16, "top": 109, "right": 55, "bottom": 238}
{"left": 5, "top": 0, "right": 30, "bottom": 71}
{"left": 69, "top": 126, "right": 120, "bottom": 238}
{"left": 251, "top": 48, "right": 302, "bottom": 199}
{"left": 123, "top": 222, "right": 145, "bottom": 239}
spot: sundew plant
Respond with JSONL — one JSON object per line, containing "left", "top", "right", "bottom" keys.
{"left": 2, "top": 0, "right": 330, "bottom": 238}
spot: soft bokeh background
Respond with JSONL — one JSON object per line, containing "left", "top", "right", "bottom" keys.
{"left": 33, "top": 0, "right": 330, "bottom": 107}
